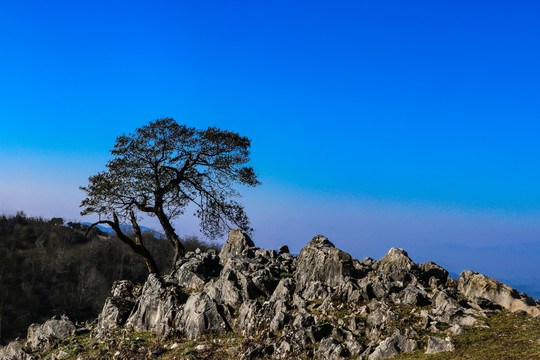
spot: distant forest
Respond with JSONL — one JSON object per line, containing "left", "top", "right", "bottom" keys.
{"left": 0, "top": 212, "right": 219, "bottom": 344}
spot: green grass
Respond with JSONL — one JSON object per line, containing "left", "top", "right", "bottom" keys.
{"left": 395, "top": 311, "right": 540, "bottom": 360}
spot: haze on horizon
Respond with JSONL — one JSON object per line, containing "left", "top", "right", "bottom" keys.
{"left": 0, "top": 1, "right": 539, "bottom": 298}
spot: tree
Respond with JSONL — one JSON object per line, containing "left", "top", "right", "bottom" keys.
{"left": 80, "top": 118, "right": 260, "bottom": 273}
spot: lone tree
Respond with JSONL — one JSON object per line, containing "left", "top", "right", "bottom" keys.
{"left": 80, "top": 118, "right": 260, "bottom": 274}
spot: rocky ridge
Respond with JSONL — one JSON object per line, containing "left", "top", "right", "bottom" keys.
{"left": 1, "top": 230, "right": 539, "bottom": 360}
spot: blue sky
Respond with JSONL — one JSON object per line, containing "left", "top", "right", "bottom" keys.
{"left": 0, "top": 1, "right": 539, "bottom": 297}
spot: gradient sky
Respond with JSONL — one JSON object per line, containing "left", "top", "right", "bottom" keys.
{"left": 1, "top": 1, "right": 539, "bottom": 297}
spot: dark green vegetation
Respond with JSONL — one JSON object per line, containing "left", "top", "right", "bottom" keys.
{"left": 0, "top": 213, "right": 218, "bottom": 344}
{"left": 80, "top": 118, "right": 260, "bottom": 274}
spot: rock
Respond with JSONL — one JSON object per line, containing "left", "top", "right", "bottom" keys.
{"left": 0, "top": 340, "right": 26, "bottom": 360}
{"left": 171, "top": 251, "right": 221, "bottom": 291}
{"left": 182, "top": 292, "right": 230, "bottom": 339}
{"left": 295, "top": 235, "right": 355, "bottom": 293}
{"left": 278, "top": 245, "right": 290, "bottom": 254}
{"left": 125, "top": 274, "right": 187, "bottom": 335}
{"left": 368, "top": 331, "right": 419, "bottom": 360}
{"left": 270, "top": 278, "right": 295, "bottom": 303}
{"left": 447, "top": 324, "right": 465, "bottom": 335}
{"left": 458, "top": 271, "right": 540, "bottom": 317}
{"left": 425, "top": 336, "right": 455, "bottom": 354}
{"left": 204, "top": 261, "right": 262, "bottom": 309}
{"left": 26, "top": 316, "right": 76, "bottom": 351}
{"left": 270, "top": 311, "right": 289, "bottom": 332}
{"left": 419, "top": 261, "right": 449, "bottom": 285}
{"left": 358, "top": 274, "right": 400, "bottom": 300}
{"left": 316, "top": 337, "right": 349, "bottom": 359}
{"left": 293, "top": 311, "right": 316, "bottom": 330}
{"left": 374, "top": 247, "right": 417, "bottom": 282}
{"left": 391, "top": 284, "right": 430, "bottom": 306}
{"left": 235, "top": 300, "right": 260, "bottom": 334}
{"left": 54, "top": 350, "right": 69, "bottom": 359}
{"left": 301, "top": 281, "right": 329, "bottom": 300}
{"left": 430, "top": 290, "right": 486, "bottom": 327}
{"left": 219, "top": 229, "right": 255, "bottom": 264}
{"left": 96, "top": 280, "right": 137, "bottom": 336}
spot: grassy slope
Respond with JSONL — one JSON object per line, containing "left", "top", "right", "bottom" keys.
{"left": 396, "top": 311, "right": 540, "bottom": 360}
{"left": 31, "top": 311, "right": 539, "bottom": 360}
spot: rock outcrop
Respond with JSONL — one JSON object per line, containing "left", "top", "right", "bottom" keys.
{"left": 26, "top": 316, "right": 76, "bottom": 351}
{"left": 295, "top": 235, "right": 355, "bottom": 294}
{"left": 219, "top": 229, "right": 255, "bottom": 264}
{"left": 458, "top": 270, "right": 540, "bottom": 317}
{"left": 2, "top": 230, "right": 539, "bottom": 360}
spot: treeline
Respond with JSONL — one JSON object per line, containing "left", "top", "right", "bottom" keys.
{"left": 0, "top": 212, "right": 219, "bottom": 344}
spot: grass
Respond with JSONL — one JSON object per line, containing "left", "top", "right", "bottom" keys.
{"left": 23, "top": 309, "right": 540, "bottom": 359}
{"left": 394, "top": 311, "right": 540, "bottom": 360}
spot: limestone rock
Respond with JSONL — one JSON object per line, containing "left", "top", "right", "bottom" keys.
{"left": 316, "top": 337, "right": 349, "bottom": 359}
{"left": 0, "top": 340, "right": 26, "bottom": 360}
{"left": 425, "top": 336, "right": 455, "bottom": 354}
{"left": 96, "top": 280, "right": 137, "bottom": 336}
{"left": 171, "top": 250, "right": 221, "bottom": 291}
{"left": 374, "top": 247, "right": 417, "bottom": 282}
{"left": 26, "top": 316, "right": 76, "bottom": 351}
{"left": 419, "top": 261, "right": 449, "bottom": 285}
{"left": 368, "top": 331, "right": 419, "bottom": 360}
{"left": 219, "top": 229, "right": 255, "bottom": 264}
{"left": 295, "top": 235, "right": 355, "bottom": 293}
{"left": 182, "top": 292, "right": 230, "bottom": 339}
{"left": 458, "top": 270, "right": 540, "bottom": 317}
{"left": 125, "top": 274, "right": 187, "bottom": 335}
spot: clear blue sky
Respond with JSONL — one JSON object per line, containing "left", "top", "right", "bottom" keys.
{"left": 0, "top": 1, "right": 539, "bottom": 296}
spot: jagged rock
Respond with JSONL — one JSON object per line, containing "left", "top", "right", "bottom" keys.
{"left": 0, "top": 340, "right": 26, "bottom": 360}
{"left": 293, "top": 311, "right": 316, "bottom": 330}
{"left": 358, "top": 273, "right": 400, "bottom": 300}
{"left": 96, "top": 280, "right": 137, "bottom": 336}
{"left": 278, "top": 245, "right": 290, "bottom": 254}
{"left": 368, "top": 331, "right": 419, "bottom": 360}
{"left": 335, "top": 280, "right": 365, "bottom": 302}
{"left": 270, "top": 278, "right": 295, "bottom": 303}
{"left": 242, "top": 343, "right": 274, "bottom": 360}
{"left": 235, "top": 300, "right": 260, "bottom": 334}
{"left": 316, "top": 337, "right": 349, "bottom": 359}
{"left": 458, "top": 270, "right": 540, "bottom": 317}
{"left": 269, "top": 311, "right": 289, "bottom": 332}
{"left": 367, "top": 305, "right": 398, "bottom": 327}
{"left": 295, "top": 235, "right": 355, "bottom": 294}
{"left": 205, "top": 260, "right": 262, "bottom": 309}
{"left": 171, "top": 250, "right": 221, "bottom": 291}
{"left": 302, "top": 281, "right": 330, "bottom": 300}
{"left": 391, "top": 284, "right": 430, "bottom": 306}
{"left": 447, "top": 324, "right": 465, "bottom": 335}
{"left": 219, "top": 229, "right": 255, "bottom": 264}
{"left": 182, "top": 292, "right": 229, "bottom": 339}
{"left": 26, "top": 316, "right": 76, "bottom": 351}
{"left": 430, "top": 289, "right": 486, "bottom": 327}
{"left": 425, "top": 336, "right": 455, "bottom": 354}
{"left": 419, "top": 261, "right": 449, "bottom": 285}
{"left": 374, "top": 247, "right": 419, "bottom": 283}
{"left": 125, "top": 274, "right": 187, "bottom": 335}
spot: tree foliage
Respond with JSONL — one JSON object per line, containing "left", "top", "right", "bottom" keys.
{"left": 80, "top": 118, "right": 260, "bottom": 271}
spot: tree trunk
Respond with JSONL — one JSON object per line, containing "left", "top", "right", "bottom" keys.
{"left": 155, "top": 208, "right": 185, "bottom": 272}
{"left": 87, "top": 217, "right": 160, "bottom": 275}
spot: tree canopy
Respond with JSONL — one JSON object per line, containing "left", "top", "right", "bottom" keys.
{"left": 80, "top": 118, "right": 260, "bottom": 273}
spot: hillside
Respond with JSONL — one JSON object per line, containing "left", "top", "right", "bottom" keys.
{"left": 0, "top": 214, "right": 216, "bottom": 343}
{"left": 1, "top": 229, "right": 539, "bottom": 360}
